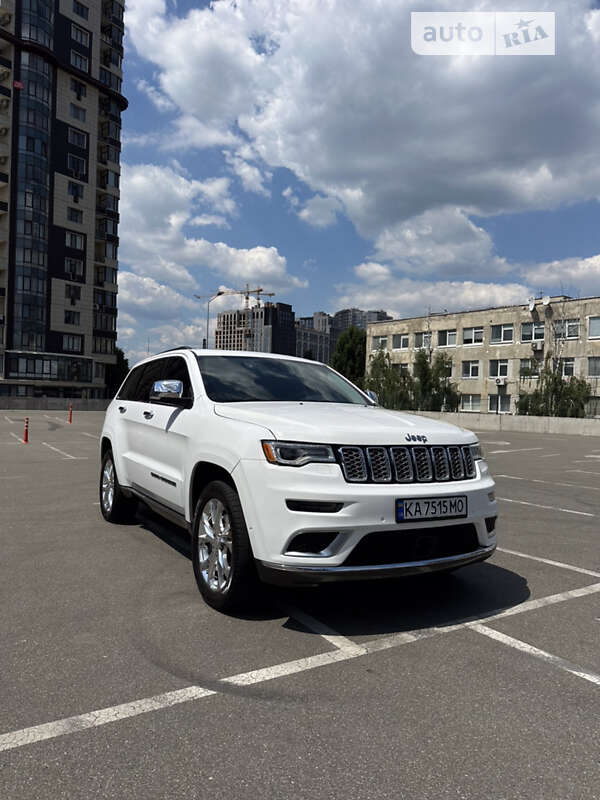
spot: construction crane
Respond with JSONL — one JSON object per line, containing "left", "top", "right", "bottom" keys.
{"left": 194, "top": 284, "right": 275, "bottom": 348}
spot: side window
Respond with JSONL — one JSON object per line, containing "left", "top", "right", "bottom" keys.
{"left": 117, "top": 365, "right": 144, "bottom": 400}
{"left": 132, "top": 359, "right": 167, "bottom": 403}
{"left": 163, "top": 356, "right": 194, "bottom": 400}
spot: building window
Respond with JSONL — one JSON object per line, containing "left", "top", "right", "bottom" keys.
{"left": 461, "top": 360, "right": 479, "bottom": 378}
{"left": 68, "top": 181, "right": 84, "bottom": 201}
{"left": 393, "top": 363, "right": 410, "bottom": 375}
{"left": 589, "top": 357, "right": 600, "bottom": 377}
{"left": 93, "top": 337, "right": 115, "bottom": 354}
{"left": 68, "top": 127, "right": 87, "bottom": 149}
{"left": 414, "top": 331, "right": 431, "bottom": 349}
{"left": 489, "top": 359, "right": 509, "bottom": 378}
{"left": 65, "top": 257, "right": 84, "bottom": 277}
{"left": 371, "top": 336, "right": 388, "bottom": 351}
{"left": 590, "top": 317, "right": 600, "bottom": 339}
{"left": 95, "top": 362, "right": 105, "bottom": 380}
{"left": 554, "top": 319, "right": 580, "bottom": 340}
{"left": 105, "top": 241, "right": 118, "bottom": 260}
{"left": 560, "top": 358, "right": 575, "bottom": 377}
{"left": 70, "top": 50, "right": 89, "bottom": 72}
{"left": 67, "top": 207, "right": 83, "bottom": 224}
{"left": 70, "top": 103, "right": 86, "bottom": 122}
{"left": 68, "top": 153, "right": 87, "bottom": 177}
{"left": 71, "top": 23, "right": 90, "bottom": 47}
{"left": 490, "top": 324, "right": 513, "bottom": 344}
{"left": 65, "top": 284, "right": 81, "bottom": 301}
{"left": 520, "top": 358, "right": 539, "bottom": 377}
{"left": 461, "top": 394, "right": 481, "bottom": 412}
{"left": 521, "top": 321, "right": 544, "bottom": 341}
{"left": 63, "top": 334, "right": 82, "bottom": 353}
{"left": 437, "top": 329, "right": 456, "bottom": 347}
{"left": 70, "top": 78, "right": 86, "bottom": 98}
{"left": 392, "top": 334, "right": 409, "bottom": 349}
{"left": 462, "top": 326, "right": 483, "bottom": 345}
{"left": 489, "top": 394, "right": 511, "bottom": 413}
{"left": 66, "top": 230, "right": 84, "bottom": 250}
{"left": 73, "top": 1, "right": 89, "bottom": 21}
{"left": 64, "top": 310, "right": 80, "bottom": 325}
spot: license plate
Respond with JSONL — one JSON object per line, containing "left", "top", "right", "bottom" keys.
{"left": 396, "top": 496, "right": 468, "bottom": 523}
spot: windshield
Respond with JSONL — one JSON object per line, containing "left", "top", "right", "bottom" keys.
{"left": 196, "top": 355, "right": 370, "bottom": 404}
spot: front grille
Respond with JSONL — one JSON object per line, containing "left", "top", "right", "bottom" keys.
{"left": 343, "top": 524, "right": 479, "bottom": 566}
{"left": 337, "top": 444, "right": 476, "bottom": 484}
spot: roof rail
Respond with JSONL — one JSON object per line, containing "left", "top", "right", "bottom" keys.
{"left": 158, "top": 346, "right": 196, "bottom": 354}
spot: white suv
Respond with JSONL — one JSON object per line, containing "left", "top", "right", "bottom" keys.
{"left": 99, "top": 348, "right": 497, "bottom": 610}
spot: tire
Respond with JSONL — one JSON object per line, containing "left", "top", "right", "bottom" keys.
{"left": 99, "top": 449, "right": 137, "bottom": 523}
{"left": 191, "top": 480, "right": 258, "bottom": 612}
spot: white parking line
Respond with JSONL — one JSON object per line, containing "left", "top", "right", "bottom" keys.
{"left": 497, "top": 547, "right": 600, "bottom": 578}
{"left": 9, "top": 432, "right": 24, "bottom": 443}
{"left": 41, "top": 442, "right": 87, "bottom": 460}
{"left": 284, "top": 606, "right": 368, "bottom": 654}
{"left": 470, "top": 624, "right": 600, "bottom": 686}
{"left": 496, "top": 474, "right": 600, "bottom": 492}
{"left": 488, "top": 447, "right": 544, "bottom": 455}
{"left": 497, "top": 497, "right": 595, "bottom": 517}
{"left": 1, "top": 580, "right": 599, "bottom": 753}
{"left": 4, "top": 415, "right": 14, "bottom": 424}
{"left": 81, "top": 432, "right": 99, "bottom": 439}
{"left": 539, "top": 453, "right": 560, "bottom": 458}
{"left": 567, "top": 470, "right": 600, "bottom": 477}
{"left": 479, "top": 440, "right": 511, "bottom": 446}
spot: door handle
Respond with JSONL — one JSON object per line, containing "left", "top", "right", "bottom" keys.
{"left": 143, "top": 410, "right": 154, "bottom": 420}
{"left": 118, "top": 406, "right": 126, "bottom": 414}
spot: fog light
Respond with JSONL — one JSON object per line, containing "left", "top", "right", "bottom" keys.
{"left": 485, "top": 516, "right": 497, "bottom": 533}
{"left": 488, "top": 491, "right": 495, "bottom": 502}
{"left": 286, "top": 531, "right": 338, "bottom": 555}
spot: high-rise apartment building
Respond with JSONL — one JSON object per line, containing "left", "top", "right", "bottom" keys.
{"left": 215, "top": 302, "right": 296, "bottom": 356}
{"left": 0, "top": 0, "right": 126, "bottom": 398}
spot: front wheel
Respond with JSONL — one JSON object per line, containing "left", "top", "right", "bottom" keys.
{"left": 99, "top": 449, "right": 137, "bottom": 523}
{"left": 191, "top": 480, "right": 258, "bottom": 611}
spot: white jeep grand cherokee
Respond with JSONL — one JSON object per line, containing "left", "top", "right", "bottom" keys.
{"left": 99, "top": 348, "right": 497, "bottom": 610}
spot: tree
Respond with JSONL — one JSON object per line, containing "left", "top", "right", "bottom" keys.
{"left": 517, "top": 353, "right": 591, "bottom": 417}
{"left": 105, "top": 346, "right": 130, "bottom": 398}
{"left": 331, "top": 326, "right": 366, "bottom": 386}
{"left": 412, "top": 350, "right": 460, "bottom": 411}
{"left": 364, "top": 349, "right": 413, "bottom": 409}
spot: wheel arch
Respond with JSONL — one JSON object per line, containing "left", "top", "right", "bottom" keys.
{"left": 189, "top": 461, "right": 237, "bottom": 519}
{"left": 101, "top": 436, "right": 112, "bottom": 459}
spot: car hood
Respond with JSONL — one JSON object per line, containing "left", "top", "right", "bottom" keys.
{"left": 213, "top": 402, "right": 476, "bottom": 445}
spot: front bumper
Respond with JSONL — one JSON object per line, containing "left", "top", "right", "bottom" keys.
{"left": 232, "top": 457, "right": 498, "bottom": 569}
{"left": 257, "top": 543, "right": 496, "bottom": 586}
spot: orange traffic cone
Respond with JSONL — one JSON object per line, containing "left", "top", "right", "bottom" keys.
{"left": 68, "top": 403, "right": 73, "bottom": 424}
{"left": 23, "top": 417, "right": 29, "bottom": 444}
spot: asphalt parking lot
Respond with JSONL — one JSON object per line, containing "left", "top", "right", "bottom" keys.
{"left": 1, "top": 410, "right": 599, "bottom": 799}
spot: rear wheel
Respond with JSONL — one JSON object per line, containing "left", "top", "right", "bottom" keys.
{"left": 99, "top": 449, "right": 137, "bottom": 523}
{"left": 191, "top": 480, "right": 258, "bottom": 612}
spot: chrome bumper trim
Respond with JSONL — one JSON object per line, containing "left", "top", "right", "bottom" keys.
{"left": 257, "top": 544, "right": 496, "bottom": 585}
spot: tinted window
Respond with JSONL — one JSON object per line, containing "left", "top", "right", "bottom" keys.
{"left": 117, "top": 365, "right": 144, "bottom": 400}
{"left": 133, "top": 359, "right": 168, "bottom": 403}
{"left": 196, "top": 356, "right": 368, "bottom": 404}
{"left": 163, "top": 356, "right": 193, "bottom": 400}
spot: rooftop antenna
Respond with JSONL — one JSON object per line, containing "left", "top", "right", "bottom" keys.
{"left": 528, "top": 296, "right": 535, "bottom": 312}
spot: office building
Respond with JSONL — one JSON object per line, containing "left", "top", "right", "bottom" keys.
{"left": 215, "top": 302, "right": 296, "bottom": 356}
{"left": 0, "top": 0, "right": 126, "bottom": 398}
{"left": 366, "top": 296, "right": 600, "bottom": 415}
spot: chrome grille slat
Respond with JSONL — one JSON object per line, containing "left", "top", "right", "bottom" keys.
{"left": 338, "top": 446, "right": 367, "bottom": 482}
{"left": 462, "top": 446, "right": 475, "bottom": 478}
{"left": 366, "top": 447, "right": 392, "bottom": 482}
{"left": 390, "top": 447, "right": 413, "bottom": 482}
{"left": 337, "top": 444, "right": 476, "bottom": 484}
{"left": 447, "top": 445, "right": 465, "bottom": 480}
{"left": 430, "top": 446, "right": 450, "bottom": 481}
{"left": 412, "top": 446, "right": 433, "bottom": 482}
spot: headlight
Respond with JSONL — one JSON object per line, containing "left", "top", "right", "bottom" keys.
{"left": 470, "top": 442, "right": 485, "bottom": 461}
{"left": 261, "top": 440, "right": 336, "bottom": 467}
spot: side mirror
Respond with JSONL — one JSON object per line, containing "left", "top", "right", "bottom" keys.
{"left": 365, "top": 389, "right": 379, "bottom": 405}
{"left": 150, "top": 380, "right": 184, "bottom": 403}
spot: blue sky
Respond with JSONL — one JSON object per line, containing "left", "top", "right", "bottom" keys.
{"left": 117, "top": 0, "right": 600, "bottom": 361}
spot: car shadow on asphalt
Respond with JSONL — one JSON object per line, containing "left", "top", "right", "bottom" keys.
{"left": 136, "top": 505, "right": 530, "bottom": 635}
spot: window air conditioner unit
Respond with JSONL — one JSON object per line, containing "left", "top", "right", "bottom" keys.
{"left": 531, "top": 341, "right": 544, "bottom": 351}
{"left": 0, "top": 98, "right": 9, "bottom": 109}
{"left": 495, "top": 377, "right": 507, "bottom": 386}
{"left": 0, "top": 13, "right": 12, "bottom": 26}
{"left": 0, "top": 127, "right": 9, "bottom": 137}
{"left": 0, "top": 70, "right": 9, "bottom": 82}
{"left": 0, "top": 155, "right": 7, "bottom": 165}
